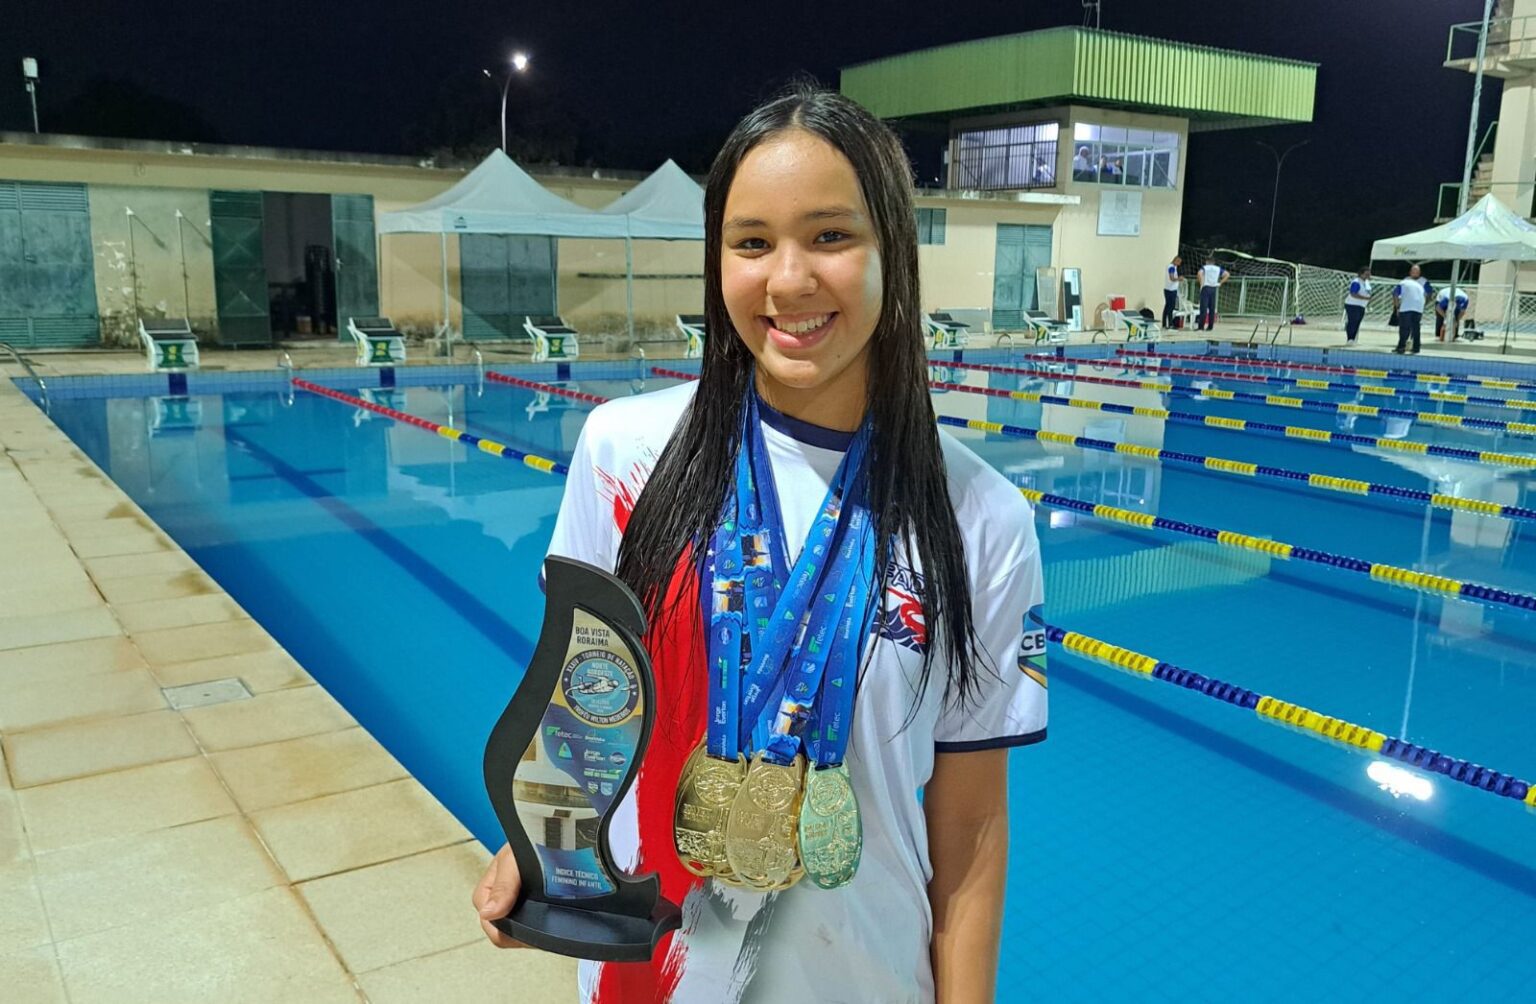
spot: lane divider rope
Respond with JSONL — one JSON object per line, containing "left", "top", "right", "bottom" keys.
{"left": 1093, "top": 352, "right": 1536, "bottom": 413}
{"left": 1048, "top": 625, "right": 1536, "bottom": 811}
{"left": 991, "top": 358, "right": 1536, "bottom": 439}
{"left": 1115, "top": 346, "right": 1536, "bottom": 393}
{"left": 1014, "top": 485, "right": 1536, "bottom": 614}
{"left": 648, "top": 367, "right": 1536, "bottom": 613}
{"left": 292, "top": 378, "right": 568, "bottom": 475}
{"left": 292, "top": 370, "right": 1536, "bottom": 809}
{"left": 485, "top": 370, "right": 610, "bottom": 404}
{"left": 948, "top": 359, "right": 1536, "bottom": 439}
{"left": 919, "top": 370, "right": 1536, "bottom": 471}
{"left": 933, "top": 414, "right": 1536, "bottom": 524}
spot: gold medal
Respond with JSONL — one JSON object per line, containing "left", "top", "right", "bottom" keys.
{"left": 797, "top": 764, "right": 862, "bottom": 889}
{"left": 723, "top": 752, "right": 805, "bottom": 890}
{"left": 673, "top": 741, "right": 745, "bottom": 878}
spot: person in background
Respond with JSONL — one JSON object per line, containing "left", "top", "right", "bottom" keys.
{"left": 1435, "top": 285, "right": 1470, "bottom": 341}
{"left": 1073, "top": 146, "right": 1096, "bottom": 181}
{"left": 1163, "top": 255, "right": 1183, "bottom": 328}
{"left": 1197, "top": 255, "right": 1228, "bottom": 331}
{"left": 1344, "top": 267, "right": 1372, "bottom": 345}
{"left": 1393, "top": 264, "right": 1428, "bottom": 355}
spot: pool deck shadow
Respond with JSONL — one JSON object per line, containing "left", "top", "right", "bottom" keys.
{"left": 0, "top": 370, "right": 579, "bottom": 1003}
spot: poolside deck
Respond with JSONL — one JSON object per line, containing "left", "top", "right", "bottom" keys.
{"left": 0, "top": 317, "right": 1528, "bottom": 1000}
{"left": 0, "top": 367, "right": 577, "bottom": 1001}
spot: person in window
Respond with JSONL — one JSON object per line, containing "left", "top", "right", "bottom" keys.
{"left": 1072, "top": 146, "right": 1096, "bottom": 181}
{"left": 1098, "top": 156, "right": 1122, "bottom": 183}
{"left": 1033, "top": 158, "right": 1055, "bottom": 186}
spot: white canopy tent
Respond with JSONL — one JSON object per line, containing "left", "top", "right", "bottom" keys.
{"left": 597, "top": 159, "right": 705, "bottom": 338}
{"left": 377, "top": 150, "right": 629, "bottom": 342}
{"left": 1371, "top": 194, "right": 1536, "bottom": 352}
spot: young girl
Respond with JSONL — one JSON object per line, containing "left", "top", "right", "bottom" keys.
{"left": 474, "top": 84, "right": 1047, "bottom": 1004}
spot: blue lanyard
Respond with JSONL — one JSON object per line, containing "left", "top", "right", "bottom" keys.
{"left": 704, "top": 390, "right": 874, "bottom": 767}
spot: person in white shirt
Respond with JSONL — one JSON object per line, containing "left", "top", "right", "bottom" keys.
{"left": 473, "top": 85, "right": 1046, "bottom": 1004}
{"left": 1072, "top": 145, "right": 1096, "bottom": 181}
{"left": 1343, "top": 267, "right": 1372, "bottom": 344}
{"left": 1435, "top": 286, "right": 1470, "bottom": 342}
{"left": 1197, "top": 256, "right": 1228, "bottom": 331}
{"left": 1162, "top": 256, "right": 1183, "bottom": 327}
{"left": 1393, "top": 264, "right": 1428, "bottom": 355}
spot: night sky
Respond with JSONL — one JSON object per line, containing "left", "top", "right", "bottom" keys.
{"left": 1, "top": 0, "right": 1497, "bottom": 269}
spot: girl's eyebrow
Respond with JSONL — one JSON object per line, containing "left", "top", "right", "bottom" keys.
{"left": 724, "top": 207, "right": 861, "bottom": 230}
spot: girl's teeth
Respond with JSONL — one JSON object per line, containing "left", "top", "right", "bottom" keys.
{"left": 777, "top": 314, "right": 829, "bottom": 334}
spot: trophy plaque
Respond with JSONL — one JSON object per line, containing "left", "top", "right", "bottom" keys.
{"left": 483, "top": 556, "right": 682, "bottom": 961}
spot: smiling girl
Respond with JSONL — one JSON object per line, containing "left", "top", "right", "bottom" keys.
{"left": 474, "top": 84, "right": 1047, "bottom": 1004}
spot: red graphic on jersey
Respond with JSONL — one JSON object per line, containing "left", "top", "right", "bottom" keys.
{"left": 595, "top": 463, "right": 649, "bottom": 535}
{"left": 590, "top": 462, "right": 707, "bottom": 1003}
{"left": 878, "top": 565, "right": 928, "bottom": 652}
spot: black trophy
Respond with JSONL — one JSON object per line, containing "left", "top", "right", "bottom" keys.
{"left": 483, "top": 556, "right": 682, "bottom": 961}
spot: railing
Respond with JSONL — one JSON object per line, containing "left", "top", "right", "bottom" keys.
{"left": 1435, "top": 119, "right": 1509, "bottom": 219}
{"left": 0, "top": 340, "right": 48, "bottom": 412}
{"left": 1447, "top": 15, "right": 1533, "bottom": 66}
{"left": 995, "top": 333, "right": 1016, "bottom": 349}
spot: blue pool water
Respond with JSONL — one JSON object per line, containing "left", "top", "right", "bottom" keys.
{"left": 32, "top": 345, "right": 1536, "bottom": 999}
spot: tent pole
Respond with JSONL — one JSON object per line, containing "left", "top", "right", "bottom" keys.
{"left": 1500, "top": 276, "right": 1515, "bottom": 355}
{"left": 625, "top": 220, "right": 636, "bottom": 345}
{"left": 440, "top": 231, "right": 450, "bottom": 351}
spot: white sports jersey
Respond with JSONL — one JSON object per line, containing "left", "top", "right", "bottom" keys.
{"left": 1345, "top": 278, "right": 1372, "bottom": 308}
{"left": 547, "top": 381, "right": 1047, "bottom": 1004}
{"left": 1165, "top": 264, "right": 1181, "bottom": 292}
{"left": 1200, "top": 263, "right": 1225, "bottom": 288}
{"left": 1396, "top": 278, "right": 1428, "bottom": 313}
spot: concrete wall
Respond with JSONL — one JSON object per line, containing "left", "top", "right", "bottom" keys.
{"left": 4, "top": 134, "right": 1186, "bottom": 346}
{"left": 943, "top": 104, "right": 1189, "bottom": 322}
{"left": 914, "top": 197, "right": 1064, "bottom": 317}
{"left": 1057, "top": 106, "right": 1188, "bottom": 320}
{"left": 84, "top": 186, "right": 215, "bottom": 347}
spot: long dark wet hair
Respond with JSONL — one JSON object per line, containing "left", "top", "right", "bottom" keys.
{"left": 615, "top": 83, "right": 986, "bottom": 711}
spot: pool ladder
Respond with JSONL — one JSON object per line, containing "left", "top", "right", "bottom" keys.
{"left": 0, "top": 340, "right": 48, "bottom": 412}
{"left": 277, "top": 351, "right": 295, "bottom": 406}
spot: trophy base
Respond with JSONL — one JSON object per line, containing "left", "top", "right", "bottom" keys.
{"left": 493, "top": 898, "right": 682, "bottom": 962}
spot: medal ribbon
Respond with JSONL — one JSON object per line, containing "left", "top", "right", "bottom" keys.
{"left": 704, "top": 388, "right": 875, "bottom": 767}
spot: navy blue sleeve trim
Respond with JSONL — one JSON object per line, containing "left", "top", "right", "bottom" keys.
{"left": 934, "top": 727, "right": 1047, "bottom": 753}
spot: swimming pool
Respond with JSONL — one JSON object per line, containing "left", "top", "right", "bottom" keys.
{"left": 29, "top": 343, "right": 1536, "bottom": 999}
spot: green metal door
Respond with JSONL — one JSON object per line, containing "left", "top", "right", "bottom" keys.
{"left": 460, "top": 235, "right": 557, "bottom": 340}
{"left": 991, "top": 223, "right": 1052, "bottom": 329}
{"left": 209, "top": 190, "right": 271, "bottom": 346}
{"left": 0, "top": 181, "right": 100, "bottom": 348}
{"left": 331, "top": 194, "right": 379, "bottom": 340}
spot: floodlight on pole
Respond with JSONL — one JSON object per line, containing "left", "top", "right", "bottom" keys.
{"left": 1256, "top": 138, "right": 1309, "bottom": 258}
{"left": 21, "top": 57, "right": 39, "bottom": 134}
{"left": 484, "top": 51, "right": 531, "bottom": 153}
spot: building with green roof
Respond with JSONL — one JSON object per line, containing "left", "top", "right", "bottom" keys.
{"left": 842, "top": 27, "right": 1316, "bottom": 330}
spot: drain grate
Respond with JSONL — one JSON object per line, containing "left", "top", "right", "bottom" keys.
{"left": 162, "top": 677, "right": 253, "bottom": 710}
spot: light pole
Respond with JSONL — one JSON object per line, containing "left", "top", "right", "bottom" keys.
{"left": 483, "top": 51, "right": 531, "bottom": 153}
{"left": 1256, "top": 138, "right": 1309, "bottom": 258}
{"left": 21, "top": 57, "right": 39, "bottom": 133}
